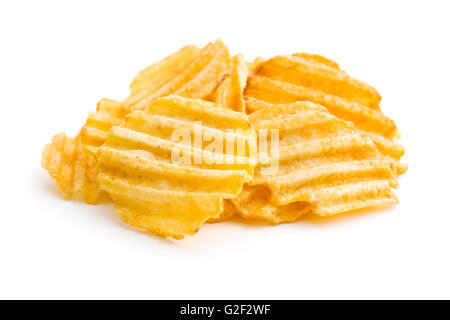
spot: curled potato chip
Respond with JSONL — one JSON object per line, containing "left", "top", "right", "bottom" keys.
{"left": 42, "top": 133, "right": 102, "bottom": 204}
{"left": 209, "top": 54, "right": 248, "bottom": 112}
{"left": 245, "top": 54, "right": 406, "bottom": 174}
{"left": 235, "top": 100, "right": 398, "bottom": 218}
{"left": 96, "top": 96, "right": 256, "bottom": 239}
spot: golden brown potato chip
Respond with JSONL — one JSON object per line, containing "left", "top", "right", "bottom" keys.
{"left": 245, "top": 54, "right": 406, "bottom": 175}
{"left": 96, "top": 96, "right": 256, "bottom": 239}
{"left": 254, "top": 54, "right": 381, "bottom": 109}
{"left": 235, "top": 100, "right": 398, "bottom": 218}
{"left": 209, "top": 54, "right": 248, "bottom": 112}
{"left": 42, "top": 133, "right": 102, "bottom": 204}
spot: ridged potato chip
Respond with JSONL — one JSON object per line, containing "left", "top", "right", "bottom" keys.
{"left": 42, "top": 133, "right": 102, "bottom": 204}
{"left": 96, "top": 95, "right": 256, "bottom": 239}
{"left": 129, "top": 45, "right": 201, "bottom": 96}
{"left": 234, "top": 100, "right": 398, "bottom": 219}
{"left": 255, "top": 54, "right": 381, "bottom": 109}
{"left": 245, "top": 54, "right": 406, "bottom": 175}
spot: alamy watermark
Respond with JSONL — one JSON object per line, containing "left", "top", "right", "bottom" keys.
{"left": 169, "top": 121, "right": 279, "bottom": 175}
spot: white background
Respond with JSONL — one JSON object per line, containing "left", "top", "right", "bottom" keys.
{"left": 1, "top": 0, "right": 449, "bottom": 299}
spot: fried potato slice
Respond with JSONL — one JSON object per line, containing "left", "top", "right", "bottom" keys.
{"left": 236, "top": 100, "right": 398, "bottom": 218}
{"left": 126, "top": 39, "right": 231, "bottom": 110}
{"left": 42, "top": 133, "right": 102, "bottom": 204}
{"left": 96, "top": 96, "right": 256, "bottom": 239}
{"left": 209, "top": 54, "right": 248, "bottom": 112}
{"left": 129, "top": 45, "right": 200, "bottom": 96}
{"left": 245, "top": 54, "right": 406, "bottom": 174}
{"left": 254, "top": 54, "right": 381, "bottom": 109}
{"left": 245, "top": 76, "right": 397, "bottom": 138}
{"left": 81, "top": 39, "right": 231, "bottom": 155}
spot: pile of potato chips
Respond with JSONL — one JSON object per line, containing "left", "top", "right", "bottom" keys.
{"left": 42, "top": 39, "right": 406, "bottom": 239}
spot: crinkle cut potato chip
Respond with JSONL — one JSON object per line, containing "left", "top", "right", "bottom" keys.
{"left": 96, "top": 96, "right": 256, "bottom": 239}
{"left": 245, "top": 54, "right": 406, "bottom": 175}
{"left": 42, "top": 133, "right": 102, "bottom": 204}
{"left": 232, "top": 100, "right": 398, "bottom": 219}
{"left": 129, "top": 44, "right": 201, "bottom": 96}
{"left": 255, "top": 54, "right": 382, "bottom": 110}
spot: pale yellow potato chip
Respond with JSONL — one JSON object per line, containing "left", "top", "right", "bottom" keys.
{"left": 96, "top": 96, "right": 256, "bottom": 239}
{"left": 42, "top": 133, "right": 102, "bottom": 204}
{"left": 235, "top": 100, "right": 398, "bottom": 218}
